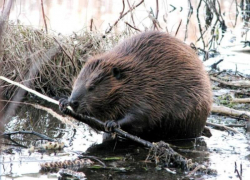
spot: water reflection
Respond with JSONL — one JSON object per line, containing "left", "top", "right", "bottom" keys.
{"left": 0, "top": 102, "right": 102, "bottom": 179}
{"left": 2, "top": 102, "right": 102, "bottom": 151}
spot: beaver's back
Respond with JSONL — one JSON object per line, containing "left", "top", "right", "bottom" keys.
{"left": 70, "top": 31, "right": 212, "bottom": 140}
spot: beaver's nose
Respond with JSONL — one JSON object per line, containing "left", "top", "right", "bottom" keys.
{"left": 68, "top": 99, "right": 79, "bottom": 110}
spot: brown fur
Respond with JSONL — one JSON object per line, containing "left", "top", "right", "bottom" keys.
{"left": 69, "top": 31, "right": 212, "bottom": 140}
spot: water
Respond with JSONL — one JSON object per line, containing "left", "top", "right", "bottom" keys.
{"left": 0, "top": 101, "right": 250, "bottom": 179}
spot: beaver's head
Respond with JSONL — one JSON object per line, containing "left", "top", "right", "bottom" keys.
{"left": 68, "top": 56, "right": 129, "bottom": 120}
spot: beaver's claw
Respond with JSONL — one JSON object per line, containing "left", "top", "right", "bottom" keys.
{"left": 59, "top": 98, "right": 69, "bottom": 113}
{"left": 104, "top": 120, "right": 120, "bottom": 132}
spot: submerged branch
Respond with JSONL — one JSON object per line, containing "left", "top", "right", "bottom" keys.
{"left": 0, "top": 130, "right": 55, "bottom": 148}
{"left": 1, "top": 131, "right": 55, "bottom": 141}
{"left": 206, "top": 122, "right": 241, "bottom": 134}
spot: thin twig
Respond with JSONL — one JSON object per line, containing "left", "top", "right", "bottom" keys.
{"left": 105, "top": 0, "right": 144, "bottom": 34}
{"left": 184, "top": 0, "right": 193, "bottom": 41}
{"left": 206, "top": 122, "right": 241, "bottom": 134}
{"left": 125, "top": 22, "right": 141, "bottom": 32}
{"left": 235, "top": 162, "right": 242, "bottom": 180}
{"left": 53, "top": 37, "right": 76, "bottom": 70}
{"left": 90, "top": 18, "right": 93, "bottom": 31}
{"left": 1, "top": 131, "right": 55, "bottom": 141}
{"left": 3, "top": 138, "right": 28, "bottom": 148}
{"left": 196, "top": 0, "right": 205, "bottom": 49}
{"left": 175, "top": 19, "right": 182, "bottom": 36}
{"left": 155, "top": 0, "right": 159, "bottom": 19}
{"left": 120, "top": 0, "right": 126, "bottom": 18}
{"left": 126, "top": 0, "right": 136, "bottom": 27}
{"left": 1, "top": 130, "right": 54, "bottom": 148}
{"left": 226, "top": 124, "right": 246, "bottom": 128}
{"left": 40, "top": 0, "right": 48, "bottom": 33}
{"left": 71, "top": 45, "right": 76, "bottom": 62}
{"left": 169, "top": 4, "right": 176, "bottom": 13}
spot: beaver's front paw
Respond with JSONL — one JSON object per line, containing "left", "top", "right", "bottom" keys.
{"left": 59, "top": 98, "right": 69, "bottom": 113}
{"left": 104, "top": 120, "right": 120, "bottom": 132}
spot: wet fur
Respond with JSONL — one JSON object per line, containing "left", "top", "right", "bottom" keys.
{"left": 70, "top": 31, "right": 212, "bottom": 140}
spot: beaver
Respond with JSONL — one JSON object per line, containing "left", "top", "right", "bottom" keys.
{"left": 59, "top": 31, "right": 212, "bottom": 141}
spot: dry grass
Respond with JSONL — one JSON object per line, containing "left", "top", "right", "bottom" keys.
{"left": 0, "top": 21, "right": 129, "bottom": 98}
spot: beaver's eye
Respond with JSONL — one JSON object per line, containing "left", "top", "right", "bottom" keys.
{"left": 88, "top": 85, "right": 95, "bottom": 91}
{"left": 112, "top": 67, "right": 122, "bottom": 80}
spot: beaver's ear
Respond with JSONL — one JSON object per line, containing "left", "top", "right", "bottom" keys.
{"left": 112, "top": 67, "right": 122, "bottom": 80}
